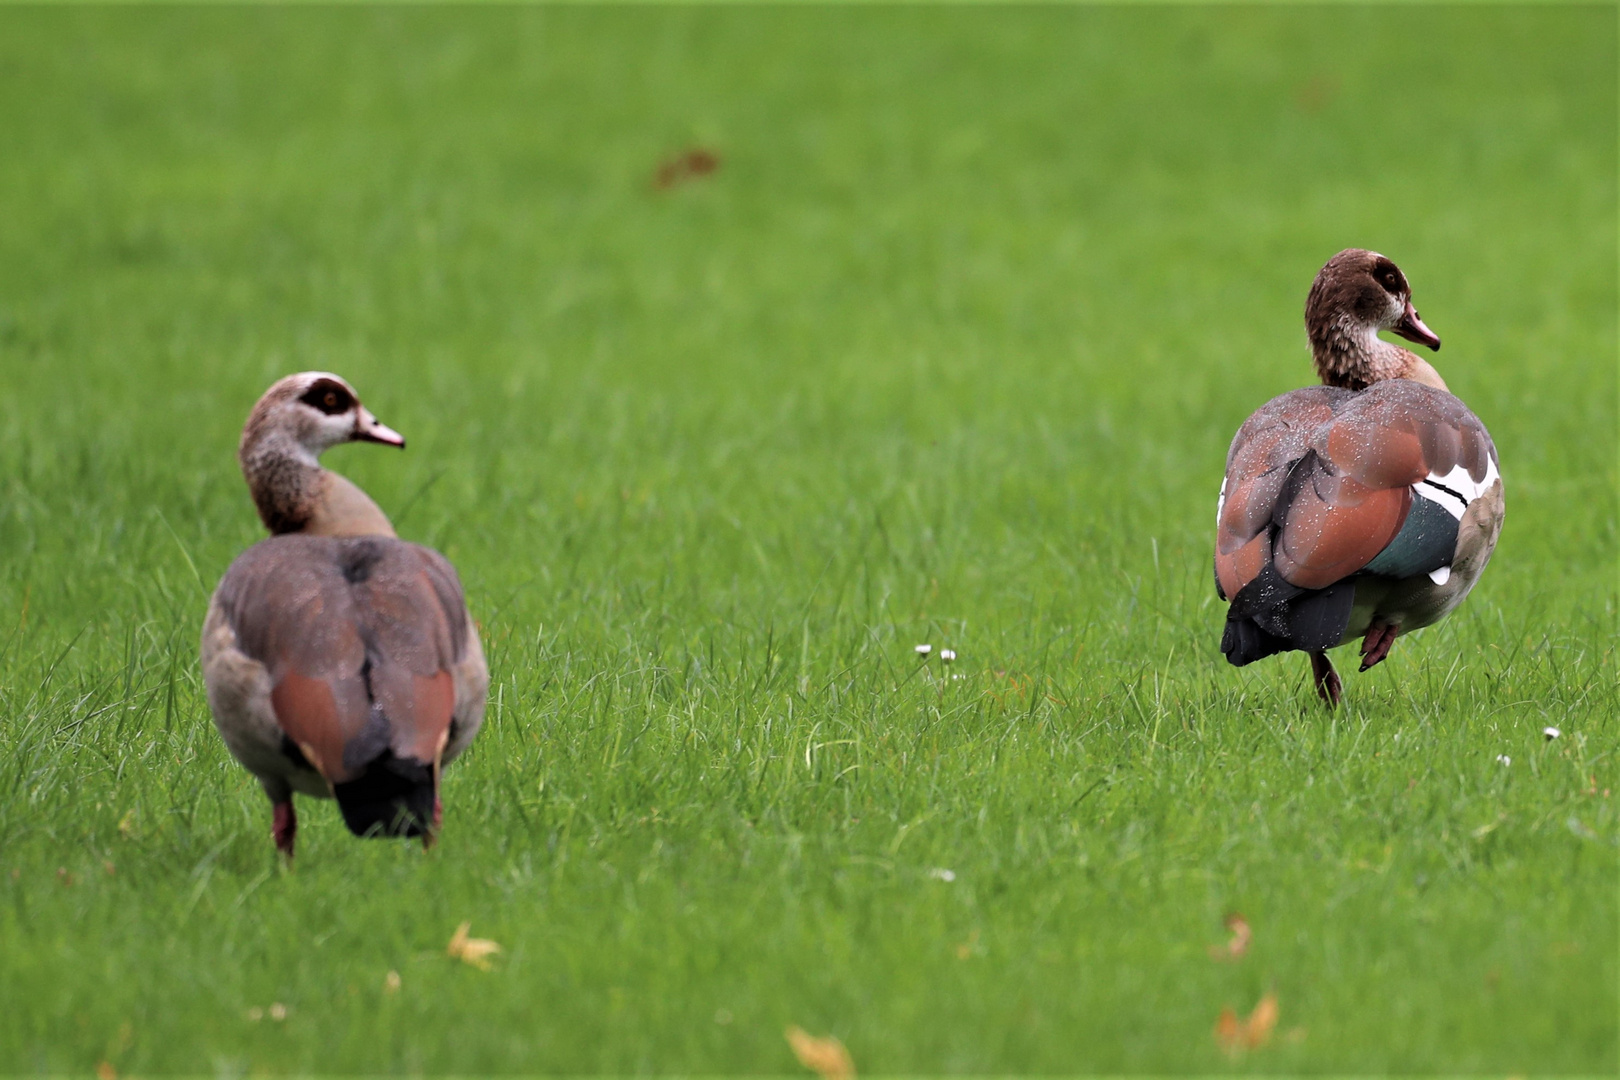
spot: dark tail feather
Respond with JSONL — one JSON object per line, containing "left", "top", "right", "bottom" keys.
{"left": 333, "top": 750, "right": 435, "bottom": 839}
{"left": 1221, "top": 567, "right": 1357, "bottom": 667}
{"left": 1221, "top": 613, "right": 1292, "bottom": 667}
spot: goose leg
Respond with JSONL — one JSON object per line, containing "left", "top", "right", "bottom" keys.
{"left": 422, "top": 752, "right": 443, "bottom": 851}
{"left": 422, "top": 797, "right": 442, "bottom": 851}
{"left": 272, "top": 799, "right": 297, "bottom": 859}
{"left": 1309, "top": 651, "right": 1342, "bottom": 708}
{"left": 1359, "top": 623, "right": 1399, "bottom": 671}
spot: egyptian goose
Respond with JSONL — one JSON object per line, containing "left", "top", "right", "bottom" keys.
{"left": 1215, "top": 250, "right": 1504, "bottom": 706}
{"left": 201, "top": 373, "right": 488, "bottom": 856}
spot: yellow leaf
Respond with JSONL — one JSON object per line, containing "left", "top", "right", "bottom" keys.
{"left": 1207, "top": 912, "right": 1251, "bottom": 961}
{"left": 1214, "top": 991, "right": 1279, "bottom": 1056}
{"left": 384, "top": 970, "right": 402, "bottom": 994}
{"left": 446, "top": 922, "right": 501, "bottom": 971}
{"left": 785, "top": 1025, "right": 855, "bottom": 1080}
{"left": 1246, "top": 991, "right": 1278, "bottom": 1046}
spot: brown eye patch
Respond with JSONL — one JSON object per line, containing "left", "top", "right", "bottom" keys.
{"left": 299, "top": 379, "right": 355, "bottom": 415}
{"left": 1373, "top": 261, "right": 1406, "bottom": 295}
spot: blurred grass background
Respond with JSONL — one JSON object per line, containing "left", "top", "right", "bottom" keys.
{"left": 0, "top": 5, "right": 1614, "bottom": 1074}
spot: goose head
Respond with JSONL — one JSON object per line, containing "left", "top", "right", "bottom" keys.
{"left": 238, "top": 372, "right": 404, "bottom": 536}
{"left": 240, "top": 372, "right": 404, "bottom": 464}
{"left": 1305, "top": 249, "right": 1444, "bottom": 390}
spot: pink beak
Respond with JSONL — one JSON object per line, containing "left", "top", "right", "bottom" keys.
{"left": 355, "top": 408, "right": 406, "bottom": 448}
{"left": 1392, "top": 300, "right": 1441, "bottom": 351}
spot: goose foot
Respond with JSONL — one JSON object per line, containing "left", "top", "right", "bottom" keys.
{"left": 1360, "top": 623, "right": 1399, "bottom": 671}
{"left": 272, "top": 799, "right": 297, "bottom": 859}
{"left": 1310, "top": 651, "right": 1341, "bottom": 708}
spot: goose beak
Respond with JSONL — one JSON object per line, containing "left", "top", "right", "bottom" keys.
{"left": 1393, "top": 300, "right": 1441, "bottom": 351}
{"left": 354, "top": 408, "right": 406, "bottom": 448}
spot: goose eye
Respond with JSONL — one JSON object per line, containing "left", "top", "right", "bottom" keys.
{"left": 300, "top": 381, "right": 355, "bottom": 415}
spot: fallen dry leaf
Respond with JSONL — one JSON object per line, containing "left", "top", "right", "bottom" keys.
{"left": 653, "top": 148, "right": 721, "bottom": 190}
{"left": 446, "top": 921, "right": 501, "bottom": 971}
{"left": 785, "top": 1025, "right": 855, "bottom": 1080}
{"left": 1207, "top": 912, "right": 1251, "bottom": 961}
{"left": 95, "top": 1062, "right": 116, "bottom": 1080}
{"left": 1294, "top": 73, "right": 1340, "bottom": 113}
{"left": 1214, "top": 991, "right": 1279, "bottom": 1056}
{"left": 384, "top": 969, "right": 402, "bottom": 994}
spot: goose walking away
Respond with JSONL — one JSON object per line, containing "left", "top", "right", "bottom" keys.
{"left": 201, "top": 373, "right": 488, "bottom": 856}
{"left": 1214, "top": 250, "right": 1503, "bottom": 706}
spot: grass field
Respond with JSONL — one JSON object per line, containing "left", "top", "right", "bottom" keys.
{"left": 0, "top": 5, "right": 1615, "bottom": 1075}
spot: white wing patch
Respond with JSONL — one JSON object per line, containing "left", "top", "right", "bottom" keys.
{"left": 1415, "top": 454, "right": 1500, "bottom": 521}
{"left": 1428, "top": 565, "right": 1452, "bottom": 585}
{"left": 1216, "top": 477, "right": 1227, "bottom": 527}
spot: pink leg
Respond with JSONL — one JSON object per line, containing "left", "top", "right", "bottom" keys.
{"left": 422, "top": 795, "right": 443, "bottom": 851}
{"left": 272, "top": 800, "right": 297, "bottom": 859}
{"left": 1360, "top": 623, "right": 1400, "bottom": 672}
{"left": 1310, "top": 651, "right": 1342, "bottom": 708}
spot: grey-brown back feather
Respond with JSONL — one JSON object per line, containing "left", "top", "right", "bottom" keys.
{"left": 213, "top": 534, "right": 473, "bottom": 778}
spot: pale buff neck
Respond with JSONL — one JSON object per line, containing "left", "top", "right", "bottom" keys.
{"left": 240, "top": 431, "right": 396, "bottom": 538}
{"left": 1311, "top": 318, "right": 1449, "bottom": 393}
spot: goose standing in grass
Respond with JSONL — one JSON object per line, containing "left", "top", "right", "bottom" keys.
{"left": 1214, "top": 250, "right": 1503, "bottom": 706}
{"left": 201, "top": 373, "right": 487, "bottom": 857}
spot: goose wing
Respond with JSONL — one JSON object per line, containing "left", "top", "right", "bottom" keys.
{"left": 210, "top": 535, "right": 476, "bottom": 784}
{"left": 1216, "top": 380, "right": 1498, "bottom": 601}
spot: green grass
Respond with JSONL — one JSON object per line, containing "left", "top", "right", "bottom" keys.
{"left": 0, "top": 5, "right": 1615, "bottom": 1074}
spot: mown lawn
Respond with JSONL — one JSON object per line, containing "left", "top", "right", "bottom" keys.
{"left": 0, "top": 5, "right": 1614, "bottom": 1074}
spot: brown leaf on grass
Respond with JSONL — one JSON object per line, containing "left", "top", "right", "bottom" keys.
{"left": 384, "top": 970, "right": 402, "bottom": 994}
{"left": 785, "top": 1025, "right": 855, "bottom": 1080}
{"left": 95, "top": 1062, "right": 116, "bottom": 1080}
{"left": 1294, "top": 74, "right": 1340, "bottom": 113}
{"left": 1207, "top": 912, "right": 1251, "bottom": 960}
{"left": 446, "top": 922, "right": 501, "bottom": 971}
{"left": 653, "top": 148, "right": 722, "bottom": 190}
{"left": 1214, "top": 991, "right": 1279, "bottom": 1056}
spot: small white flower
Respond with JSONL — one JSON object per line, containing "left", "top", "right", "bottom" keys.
{"left": 928, "top": 867, "right": 956, "bottom": 882}
{"left": 915, "top": 644, "right": 932, "bottom": 656}
{"left": 940, "top": 649, "right": 956, "bottom": 663}
{"left": 1496, "top": 754, "right": 1512, "bottom": 766}
{"left": 1543, "top": 726, "right": 1561, "bottom": 741}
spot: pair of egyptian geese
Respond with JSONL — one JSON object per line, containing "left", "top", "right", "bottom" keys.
{"left": 203, "top": 249, "right": 1504, "bottom": 856}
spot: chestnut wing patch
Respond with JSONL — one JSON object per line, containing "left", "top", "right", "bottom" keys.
{"left": 1271, "top": 456, "right": 1412, "bottom": 589}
